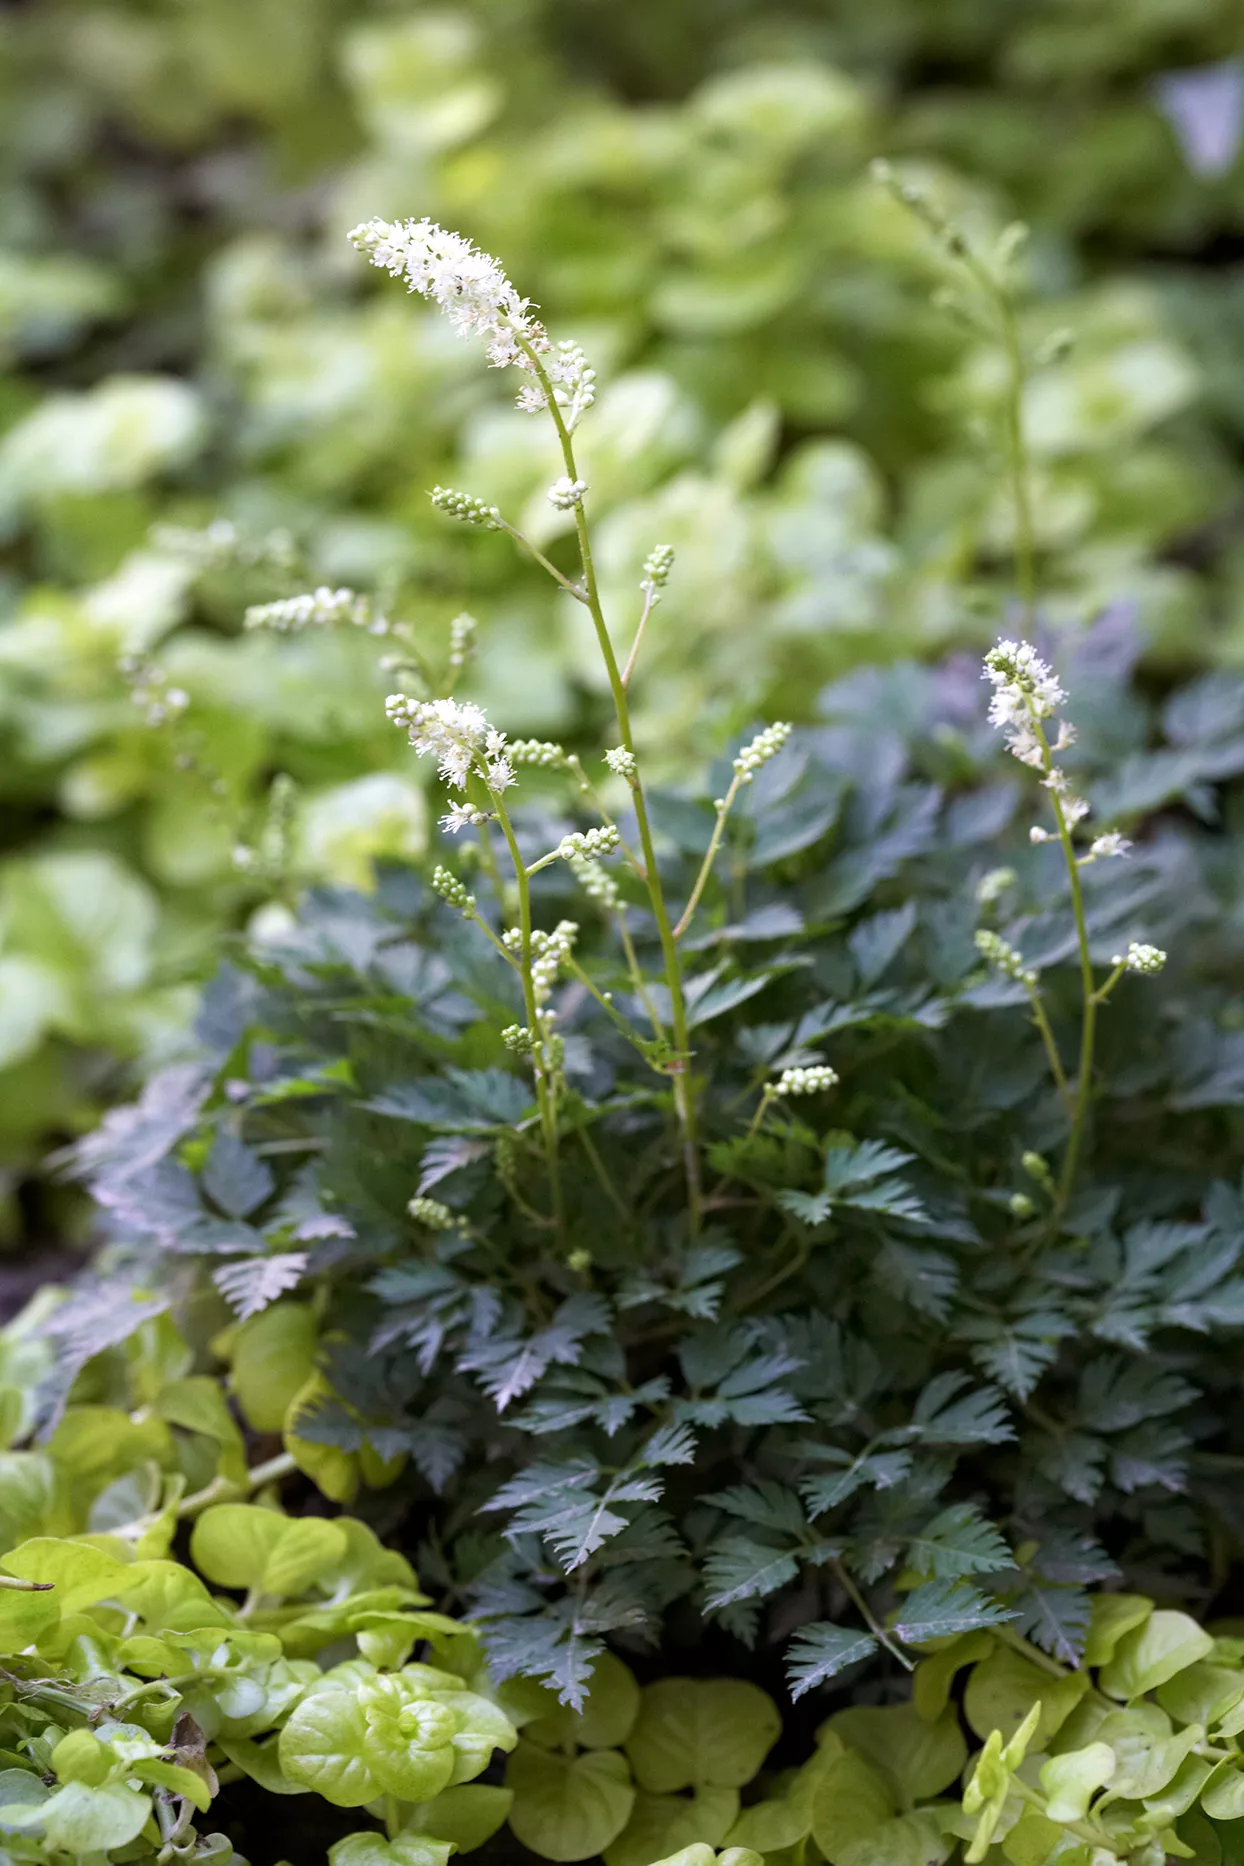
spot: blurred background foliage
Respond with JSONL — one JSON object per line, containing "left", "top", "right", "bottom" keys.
{"left": 3, "top": 0, "right": 1244, "bottom": 1239}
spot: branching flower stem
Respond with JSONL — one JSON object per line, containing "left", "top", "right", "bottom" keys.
{"left": 622, "top": 584, "right": 658, "bottom": 688}
{"left": 1029, "top": 716, "right": 1096, "bottom": 1215}
{"left": 675, "top": 773, "right": 745, "bottom": 939}
{"left": 519, "top": 338, "right": 701, "bottom": 1229}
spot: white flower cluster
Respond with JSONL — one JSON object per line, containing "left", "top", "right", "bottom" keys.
{"left": 153, "top": 518, "right": 296, "bottom": 574}
{"left": 386, "top": 694, "right": 515, "bottom": 830}
{"left": 430, "top": 486, "right": 501, "bottom": 529}
{"left": 547, "top": 475, "right": 588, "bottom": 511}
{"left": 119, "top": 655, "right": 189, "bottom": 730}
{"left": 1114, "top": 941, "right": 1166, "bottom": 975}
{"left": 733, "top": 721, "right": 793, "bottom": 784}
{"left": 772, "top": 1063, "right": 839, "bottom": 1096}
{"left": 983, "top": 641, "right": 1066, "bottom": 762}
{"left": 508, "top": 739, "right": 566, "bottom": 767}
{"left": 407, "top": 1196, "right": 457, "bottom": 1230}
{"left": 567, "top": 853, "right": 620, "bottom": 909}
{"left": 1086, "top": 831, "right": 1132, "bottom": 862}
{"left": 975, "top": 928, "right": 1037, "bottom": 989}
{"left": 557, "top": 825, "right": 620, "bottom": 862}
{"left": 531, "top": 921, "right": 579, "bottom": 1006}
{"left": 605, "top": 747, "right": 636, "bottom": 780}
{"left": 976, "top": 867, "right": 1016, "bottom": 905}
{"left": 983, "top": 639, "right": 1091, "bottom": 830}
{"left": 350, "top": 216, "right": 547, "bottom": 369}
{"left": 640, "top": 543, "right": 675, "bottom": 604}
{"left": 245, "top": 587, "right": 387, "bottom": 634}
{"left": 431, "top": 864, "right": 475, "bottom": 914}
{"left": 448, "top": 612, "right": 478, "bottom": 677}
{"left": 350, "top": 219, "right": 595, "bottom": 424}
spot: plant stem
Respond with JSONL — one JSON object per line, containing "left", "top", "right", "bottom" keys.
{"left": 833, "top": 1560, "right": 914, "bottom": 1671}
{"left": 1031, "top": 720, "right": 1096, "bottom": 1218}
{"left": 960, "top": 251, "right": 1036, "bottom": 636}
{"left": 498, "top": 519, "right": 588, "bottom": 604}
{"left": 622, "top": 586, "right": 658, "bottom": 688}
{"left": 112, "top": 1453, "right": 297, "bottom": 1546}
{"left": 520, "top": 340, "right": 701, "bottom": 1229}
{"left": 674, "top": 774, "right": 742, "bottom": 939}
{"left": 492, "top": 788, "right": 564, "bottom": 1232}
{"left": 1024, "top": 984, "right": 1072, "bottom": 1113}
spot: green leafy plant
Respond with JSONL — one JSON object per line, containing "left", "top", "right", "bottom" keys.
{"left": 4, "top": 0, "right": 1241, "bottom": 1219}
{"left": 59, "top": 216, "right": 1244, "bottom": 1721}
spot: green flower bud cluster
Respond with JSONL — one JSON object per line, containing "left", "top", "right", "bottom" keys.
{"left": 430, "top": 486, "right": 501, "bottom": 528}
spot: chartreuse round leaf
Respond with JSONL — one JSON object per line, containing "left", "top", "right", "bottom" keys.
{"left": 360, "top": 1680, "right": 458, "bottom": 1802}
{"left": 1, "top": 1537, "right": 140, "bottom": 1613}
{"left": 405, "top": 1784, "right": 514, "bottom": 1852}
{"left": 826, "top": 1702, "right": 968, "bottom": 1804}
{"left": 722, "top": 1792, "right": 808, "bottom": 1855}
{"left": 609, "top": 1787, "right": 741, "bottom": 1866}
{"left": 50, "top": 1729, "right": 109, "bottom": 1787}
{"left": 528, "top": 1652, "right": 642, "bottom": 1751}
{"left": 508, "top": 1739, "right": 636, "bottom": 1861}
{"left": 1083, "top": 1594, "right": 1153, "bottom": 1667}
{"left": 229, "top": 1301, "right": 318, "bottom": 1433}
{"left": 1158, "top": 1662, "right": 1244, "bottom": 1729}
{"left": 192, "top": 1503, "right": 348, "bottom": 1596}
{"left": 279, "top": 1688, "right": 379, "bottom": 1806}
{"left": 433, "top": 1686, "right": 518, "bottom": 1783}
{"left": 1101, "top": 1611, "right": 1215, "bottom": 1701}
{"left": 0, "top": 1581, "right": 59, "bottom": 1647}
{"left": 810, "top": 1748, "right": 896, "bottom": 1865}
{"left": 625, "top": 1679, "right": 780, "bottom": 1792}
{"left": 23, "top": 1781, "right": 151, "bottom": 1851}
{"left": 965, "top": 1647, "right": 1088, "bottom": 1747}
{"left": 330, "top": 1839, "right": 452, "bottom": 1866}
{"left": 838, "top": 1809, "right": 954, "bottom": 1866}
{"left": 1203, "top": 1768, "right": 1244, "bottom": 1820}
{"left": 1039, "top": 1742, "right": 1115, "bottom": 1822}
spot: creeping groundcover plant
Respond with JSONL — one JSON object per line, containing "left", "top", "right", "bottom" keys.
{"left": 7, "top": 198, "right": 1244, "bottom": 1864}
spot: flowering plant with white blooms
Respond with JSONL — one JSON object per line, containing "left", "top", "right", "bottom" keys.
{"left": 76, "top": 201, "right": 1244, "bottom": 1766}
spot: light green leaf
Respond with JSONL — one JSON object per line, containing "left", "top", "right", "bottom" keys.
{"left": 609, "top": 1787, "right": 741, "bottom": 1866}
{"left": 216, "top": 1735, "right": 309, "bottom": 1796}
{"left": 1000, "top": 1807, "right": 1063, "bottom": 1866}
{"left": 1039, "top": 1743, "right": 1115, "bottom": 1822}
{"left": 122, "top": 1558, "right": 231, "bottom": 1632}
{"left": 912, "top": 1632, "right": 997, "bottom": 1722}
{"left": 229, "top": 1301, "right": 318, "bottom": 1433}
{"left": 965, "top": 1647, "right": 1088, "bottom": 1748}
{"left": 405, "top": 1784, "right": 514, "bottom": 1852}
{"left": 1103, "top": 1716, "right": 1202, "bottom": 1801}
{"left": 278, "top": 1688, "right": 379, "bottom": 1807}
{"left": 132, "top": 1757, "right": 213, "bottom": 1812}
{"left": 527, "top": 1652, "right": 641, "bottom": 1752}
{"left": 329, "top": 1839, "right": 395, "bottom": 1866}
{"left": 190, "top": 1504, "right": 347, "bottom": 1596}
{"left": 42, "top": 1780, "right": 151, "bottom": 1851}
{"left": 1158, "top": 1663, "right": 1244, "bottom": 1730}
{"left": 839, "top": 1810, "right": 954, "bottom": 1866}
{"left": 1083, "top": 1594, "right": 1153, "bottom": 1667}
{"left": 1, "top": 1537, "right": 139, "bottom": 1613}
{"left": 810, "top": 1749, "right": 897, "bottom": 1865}
{"left": 507, "top": 1740, "right": 636, "bottom": 1861}
{"left": 0, "top": 1582, "right": 59, "bottom": 1647}
{"left": 723, "top": 1794, "right": 809, "bottom": 1853}
{"left": 1203, "top": 1769, "right": 1244, "bottom": 1821}
{"left": 1101, "top": 1612, "right": 1215, "bottom": 1701}
{"left": 625, "top": 1679, "right": 781, "bottom": 1792}
{"left": 827, "top": 1703, "right": 967, "bottom": 1805}
{"left": 50, "top": 1730, "right": 109, "bottom": 1787}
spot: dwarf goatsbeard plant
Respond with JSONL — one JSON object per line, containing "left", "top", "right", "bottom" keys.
{"left": 344, "top": 216, "right": 801, "bottom": 1238}
{"left": 238, "top": 214, "right": 1170, "bottom": 1244}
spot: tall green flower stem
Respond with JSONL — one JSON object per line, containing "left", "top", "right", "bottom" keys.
{"left": 519, "top": 339, "right": 702, "bottom": 1230}
{"left": 958, "top": 241, "right": 1038, "bottom": 637}
{"left": 491, "top": 786, "right": 566, "bottom": 1231}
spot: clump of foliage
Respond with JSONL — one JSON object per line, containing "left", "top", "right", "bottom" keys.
{"left": 65, "top": 217, "right": 1244, "bottom": 1729}
{"left": 5, "top": 0, "right": 1243, "bottom": 1218}
{"left": 0, "top": 1306, "right": 520, "bottom": 1863}
{"left": 508, "top": 1597, "right": 1244, "bottom": 1866}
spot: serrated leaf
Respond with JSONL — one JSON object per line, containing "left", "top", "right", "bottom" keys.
{"left": 786, "top": 1623, "right": 879, "bottom": 1698}
{"left": 891, "top": 1581, "right": 1017, "bottom": 1646}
